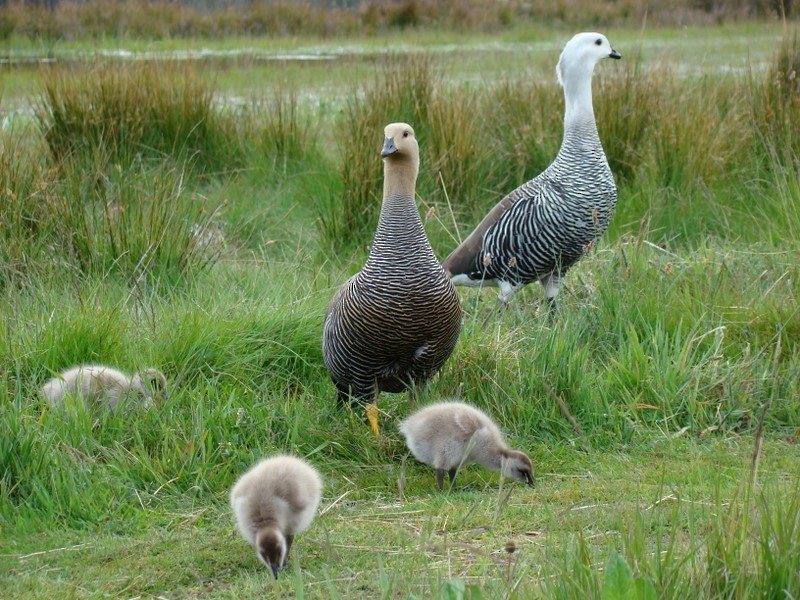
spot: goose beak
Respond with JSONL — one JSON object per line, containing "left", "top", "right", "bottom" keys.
{"left": 381, "top": 137, "right": 397, "bottom": 157}
{"left": 270, "top": 563, "right": 283, "bottom": 579}
{"left": 609, "top": 49, "right": 622, "bottom": 60}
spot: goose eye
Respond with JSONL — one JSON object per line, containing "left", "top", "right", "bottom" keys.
{"left": 403, "top": 131, "right": 409, "bottom": 138}
{"left": 595, "top": 38, "right": 602, "bottom": 46}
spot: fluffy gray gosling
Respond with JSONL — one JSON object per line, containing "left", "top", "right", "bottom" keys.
{"left": 230, "top": 455, "right": 323, "bottom": 578}
{"left": 399, "top": 401, "right": 534, "bottom": 490}
{"left": 40, "top": 364, "right": 168, "bottom": 410}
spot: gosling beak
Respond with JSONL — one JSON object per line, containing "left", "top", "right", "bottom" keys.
{"left": 609, "top": 48, "right": 622, "bottom": 60}
{"left": 270, "top": 563, "right": 282, "bottom": 579}
{"left": 381, "top": 137, "right": 397, "bottom": 158}
{"left": 525, "top": 472, "right": 535, "bottom": 487}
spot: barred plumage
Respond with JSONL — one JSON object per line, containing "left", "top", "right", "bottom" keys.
{"left": 323, "top": 123, "right": 462, "bottom": 434}
{"left": 442, "top": 32, "right": 622, "bottom": 313}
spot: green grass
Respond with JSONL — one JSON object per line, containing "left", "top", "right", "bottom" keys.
{"left": 1, "top": 22, "right": 800, "bottom": 599}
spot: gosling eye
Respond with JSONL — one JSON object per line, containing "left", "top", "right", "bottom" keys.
{"left": 595, "top": 38, "right": 603, "bottom": 46}
{"left": 403, "top": 131, "right": 410, "bottom": 138}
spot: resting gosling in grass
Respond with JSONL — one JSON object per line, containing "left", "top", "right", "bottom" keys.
{"left": 399, "top": 401, "right": 534, "bottom": 490}
{"left": 40, "top": 364, "right": 168, "bottom": 410}
{"left": 230, "top": 455, "right": 323, "bottom": 578}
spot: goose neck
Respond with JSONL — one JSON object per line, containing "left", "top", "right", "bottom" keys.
{"left": 562, "top": 73, "right": 596, "bottom": 131}
{"left": 475, "top": 437, "right": 506, "bottom": 472}
{"left": 383, "top": 158, "right": 418, "bottom": 200}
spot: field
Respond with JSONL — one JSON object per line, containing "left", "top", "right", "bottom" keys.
{"left": 1, "top": 19, "right": 800, "bottom": 599}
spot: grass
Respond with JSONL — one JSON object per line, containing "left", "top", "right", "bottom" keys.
{"left": 1, "top": 21, "right": 800, "bottom": 599}
{"left": 36, "top": 60, "right": 244, "bottom": 175}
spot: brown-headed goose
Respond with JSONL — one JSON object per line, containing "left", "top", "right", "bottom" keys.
{"left": 323, "top": 123, "right": 462, "bottom": 435}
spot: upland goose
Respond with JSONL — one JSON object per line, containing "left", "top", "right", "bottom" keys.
{"left": 40, "top": 364, "right": 168, "bottom": 410}
{"left": 323, "top": 123, "right": 462, "bottom": 435}
{"left": 230, "top": 455, "right": 323, "bottom": 578}
{"left": 442, "top": 33, "right": 621, "bottom": 314}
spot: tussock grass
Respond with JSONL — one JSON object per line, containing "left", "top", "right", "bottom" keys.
{"left": 253, "top": 87, "right": 321, "bottom": 172}
{"left": 53, "top": 163, "right": 220, "bottom": 283}
{"left": 0, "top": 157, "right": 220, "bottom": 286}
{"left": 0, "top": 142, "right": 57, "bottom": 289}
{"left": 751, "top": 31, "right": 800, "bottom": 162}
{"left": 37, "top": 61, "right": 243, "bottom": 175}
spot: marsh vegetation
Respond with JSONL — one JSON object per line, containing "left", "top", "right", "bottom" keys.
{"left": 0, "top": 20, "right": 799, "bottom": 599}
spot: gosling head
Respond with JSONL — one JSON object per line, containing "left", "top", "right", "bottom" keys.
{"left": 502, "top": 450, "right": 535, "bottom": 487}
{"left": 131, "top": 368, "right": 169, "bottom": 404}
{"left": 557, "top": 32, "right": 621, "bottom": 88}
{"left": 380, "top": 122, "right": 419, "bottom": 165}
{"left": 256, "top": 528, "right": 287, "bottom": 579}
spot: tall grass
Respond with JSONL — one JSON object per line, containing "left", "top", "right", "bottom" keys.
{"left": 0, "top": 153, "right": 220, "bottom": 286}
{"left": 537, "top": 477, "right": 800, "bottom": 599}
{"left": 37, "top": 61, "right": 243, "bottom": 176}
{"left": 256, "top": 88, "right": 320, "bottom": 172}
{"left": 0, "top": 142, "right": 56, "bottom": 289}
{"left": 318, "top": 55, "right": 436, "bottom": 251}
{"left": 52, "top": 162, "right": 222, "bottom": 283}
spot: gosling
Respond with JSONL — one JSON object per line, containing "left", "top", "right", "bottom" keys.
{"left": 230, "top": 455, "right": 323, "bottom": 578}
{"left": 399, "top": 401, "right": 534, "bottom": 490}
{"left": 40, "top": 364, "right": 168, "bottom": 410}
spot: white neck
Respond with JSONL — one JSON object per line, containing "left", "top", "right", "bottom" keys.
{"left": 561, "top": 62, "right": 597, "bottom": 128}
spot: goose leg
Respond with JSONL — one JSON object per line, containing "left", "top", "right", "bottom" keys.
{"left": 406, "top": 380, "right": 419, "bottom": 407}
{"left": 365, "top": 402, "right": 381, "bottom": 437}
{"left": 541, "top": 273, "right": 561, "bottom": 319}
{"left": 436, "top": 468, "right": 445, "bottom": 491}
{"left": 481, "top": 283, "right": 513, "bottom": 326}
{"left": 546, "top": 296, "right": 558, "bottom": 318}
{"left": 498, "top": 280, "right": 518, "bottom": 305}
{"left": 481, "top": 300, "right": 507, "bottom": 327}
{"left": 447, "top": 468, "right": 458, "bottom": 490}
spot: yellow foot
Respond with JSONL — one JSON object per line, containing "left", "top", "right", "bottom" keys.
{"left": 365, "top": 402, "right": 381, "bottom": 437}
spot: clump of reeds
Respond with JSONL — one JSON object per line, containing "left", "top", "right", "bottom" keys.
{"left": 256, "top": 88, "right": 319, "bottom": 172}
{"left": 751, "top": 31, "right": 800, "bottom": 163}
{"left": 37, "top": 60, "right": 242, "bottom": 175}
{"left": 50, "top": 162, "right": 219, "bottom": 284}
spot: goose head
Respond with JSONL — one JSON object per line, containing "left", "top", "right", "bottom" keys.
{"left": 381, "top": 122, "right": 419, "bottom": 167}
{"left": 131, "top": 368, "right": 169, "bottom": 402}
{"left": 256, "top": 528, "right": 287, "bottom": 579}
{"left": 557, "top": 32, "right": 621, "bottom": 89}
{"left": 502, "top": 451, "right": 535, "bottom": 487}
